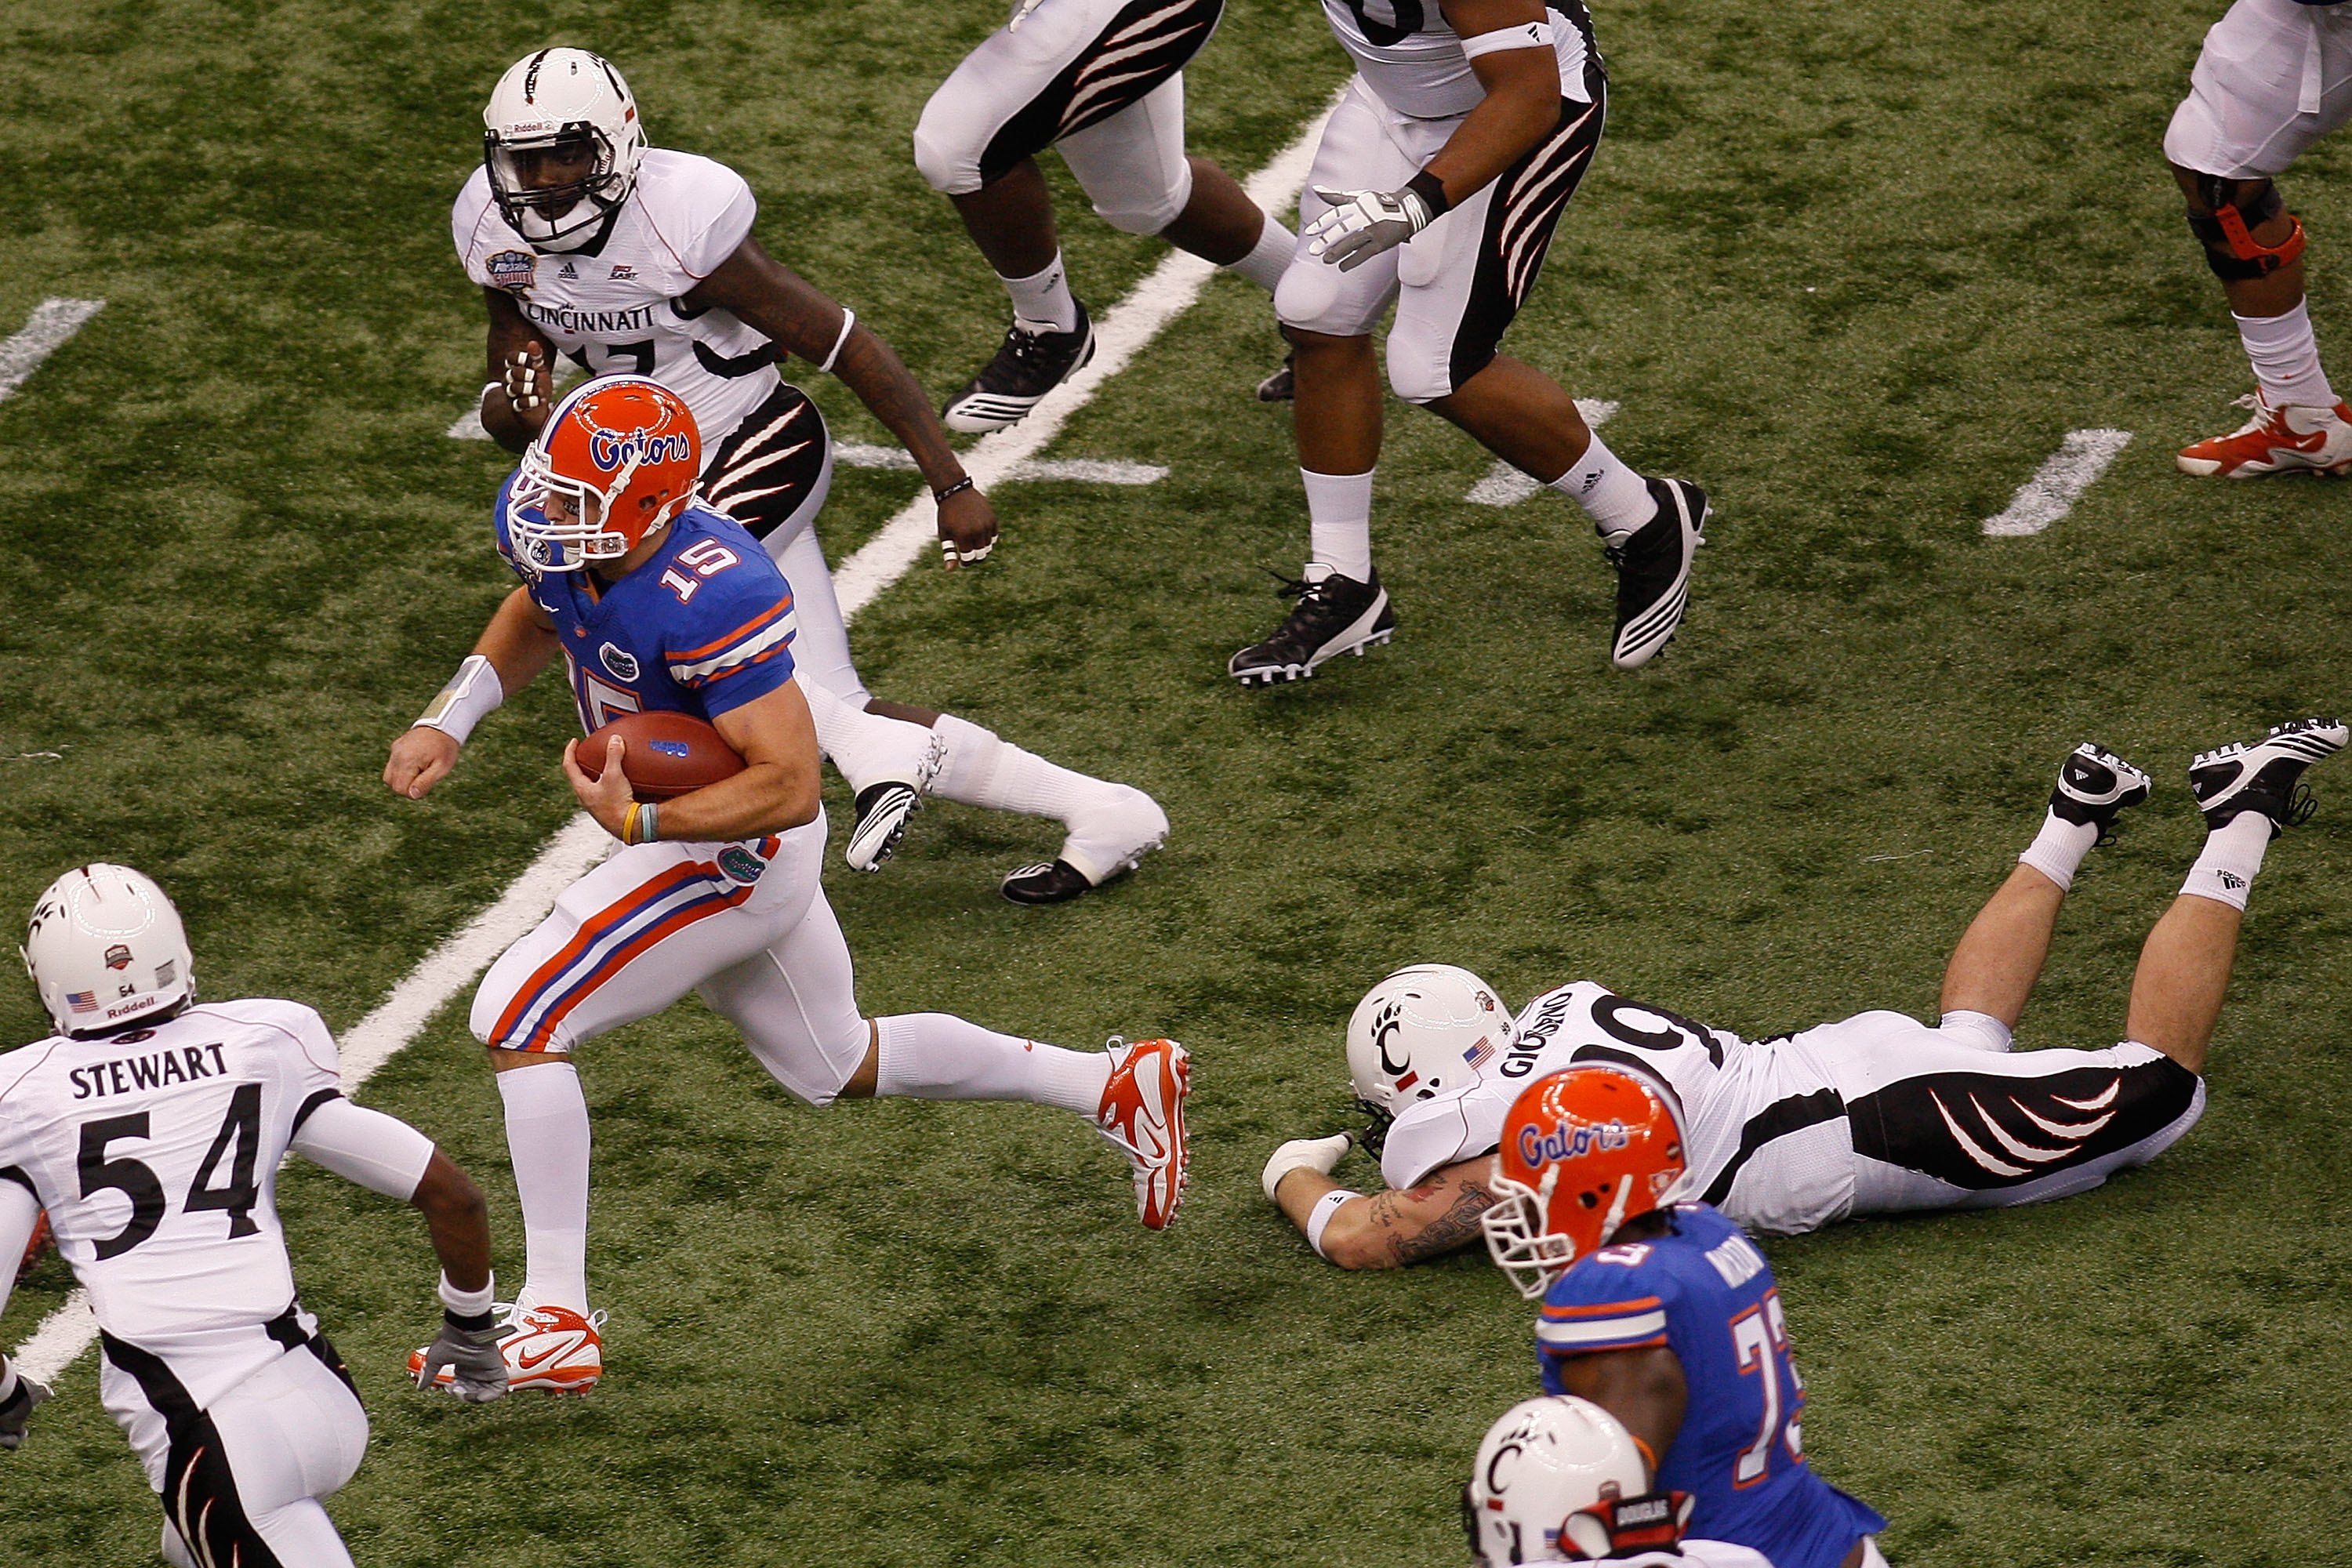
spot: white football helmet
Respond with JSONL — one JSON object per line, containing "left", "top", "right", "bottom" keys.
{"left": 484, "top": 48, "right": 646, "bottom": 250}
{"left": 1347, "top": 963, "right": 1514, "bottom": 1118}
{"left": 1464, "top": 1396, "right": 1684, "bottom": 1565}
{"left": 21, "top": 864, "right": 194, "bottom": 1039}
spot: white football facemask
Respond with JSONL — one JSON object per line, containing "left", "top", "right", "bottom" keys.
{"left": 484, "top": 47, "right": 646, "bottom": 250}
{"left": 1463, "top": 1396, "right": 1653, "bottom": 1565}
{"left": 1345, "top": 962, "right": 1514, "bottom": 1119}
{"left": 21, "top": 864, "right": 194, "bottom": 1039}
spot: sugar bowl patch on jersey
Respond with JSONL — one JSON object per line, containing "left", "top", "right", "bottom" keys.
{"left": 455, "top": 149, "right": 782, "bottom": 445}
{"left": 493, "top": 479, "right": 799, "bottom": 734}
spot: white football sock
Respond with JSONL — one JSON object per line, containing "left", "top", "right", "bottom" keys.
{"left": 2017, "top": 811, "right": 2101, "bottom": 892}
{"left": 2181, "top": 811, "right": 2271, "bottom": 911}
{"left": 1302, "top": 468, "right": 1375, "bottom": 581}
{"left": 2236, "top": 301, "right": 2336, "bottom": 409}
{"left": 873, "top": 1012, "right": 1111, "bottom": 1116}
{"left": 499, "top": 1062, "right": 593, "bottom": 1312}
{"left": 1225, "top": 212, "right": 1298, "bottom": 292}
{"left": 1550, "top": 432, "right": 1657, "bottom": 542}
{"left": 802, "top": 681, "right": 938, "bottom": 797}
{"left": 1000, "top": 253, "right": 1080, "bottom": 334}
{"left": 930, "top": 713, "right": 1100, "bottom": 822}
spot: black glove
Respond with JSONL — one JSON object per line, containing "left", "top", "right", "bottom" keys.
{"left": 0, "top": 1370, "right": 53, "bottom": 1450}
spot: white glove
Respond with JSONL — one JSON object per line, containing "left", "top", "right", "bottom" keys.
{"left": 1305, "top": 183, "right": 1442, "bottom": 271}
{"left": 1261, "top": 1132, "right": 1353, "bottom": 1203}
{"left": 0, "top": 1370, "right": 52, "bottom": 1451}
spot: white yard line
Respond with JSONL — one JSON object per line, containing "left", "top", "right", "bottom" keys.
{"left": 11, "top": 97, "right": 1338, "bottom": 1387}
{"left": 1465, "top": 399, "right": 1618, "bottom": 506}
{"left": 832, "top": 441, "right": 1166, "bottom": 486}
{"left": 0, "top": 299, "right": 103, "bottom": 405}
{"left": 1981, "top": 428, "right": 2133, "bottom": 537}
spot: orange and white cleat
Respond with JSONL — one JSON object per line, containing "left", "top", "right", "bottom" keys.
{"left": 2177, "top": 392, "right": 2352, "bottom": 477}
{"left": 409, "top": 1303, "right": 607, "bottom": 1395}
{"left": 1095, "top": 1037, "right": 1190, "bottom": 1230}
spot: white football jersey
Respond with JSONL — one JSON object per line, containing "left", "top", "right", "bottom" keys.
{"left": 453, "top": 148, "right": 784, "bottom": 454}
{"left": 1317, "top": 0, "right": 1588, "bottom": 120}
{"left": 0, "top": 1000, "right": 343, "bottom": 1409}
{"left": 1379, "top": 981, "right": 1824, "bottom": 1213}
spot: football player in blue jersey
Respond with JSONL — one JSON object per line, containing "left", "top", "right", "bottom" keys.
{"left": 381, "top": 376, "right": 1192, "bottom": 1395}
{"left": 1482, "top": 1065, "right": 1887, "bottom": 1568}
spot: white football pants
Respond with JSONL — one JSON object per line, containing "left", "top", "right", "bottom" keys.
{"left": 470, "top": 815, "right": 871, "bottom": 1104}
{"left": 2166, "top": 0, "right": 2352, "bottom": 177}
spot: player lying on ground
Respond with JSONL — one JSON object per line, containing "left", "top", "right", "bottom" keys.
{"left": 0, "top": 865, "right": 504, "bottom": 1568}
{"left": 1486, "top": 1066, "right": 1887, "bottom": 1568}
{"left": 383, "top": 377, "right": 1190, "bottom": 1395}
{"left": 2168, "top": 0, "right": 2352, "bottom": 477}
{"left": 914, "top": 0, "right": 1301, "bottom": 427}
{"left": 1465, "top": 1395, "right": 1773, "bottom": 1568}
{"left": 1263, "top": 721, "right": 2347, "bottom": 1265}
{"left": 463, "top": 48, "right": 1166, "bottom": 902}
{"left": 1229, "top": 0, "right": 1708, "bottom": 686}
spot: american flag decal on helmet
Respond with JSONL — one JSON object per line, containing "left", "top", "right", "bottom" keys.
{"left": 1463, "top": 1036, "right": 1497, "bottom": 1069}
{"left": 67, "top": 990, "right": 97, "bottom": 1014}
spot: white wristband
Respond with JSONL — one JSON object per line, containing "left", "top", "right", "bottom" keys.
{"left": 1305, "top": 1189, "right": 1361, "bottom": 1260}
{"left": 438, "top": 1271, "right": 495, "bottom": 1319}
{"left": 413, "top": 654, "right": 505, "bottom": 745}
{"left": 818, "top": 308, "right": 857, "bottom": 374}
{"left": 1461, "top": 20, "right": 1554, "bottom": 58}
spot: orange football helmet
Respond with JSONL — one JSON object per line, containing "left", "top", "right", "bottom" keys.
{"left": 1483, "top": 1066, "right": 1690, "bottom": 1298}
{"left": 506, "top": 376, "right": 700, "bottom": 572}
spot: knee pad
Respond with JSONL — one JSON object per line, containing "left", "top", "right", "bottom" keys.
{"left": 2187, "top": 176, "right": 2306, "bottom": 280}
{"left": 1087, "top": 160, "right": 1193, "bottom": 237}
{"left": 1384, "top": 339, "right": 1455, "bottom": 406}
{"left": 911, "top": 99, "right": 985, "bottom": 198}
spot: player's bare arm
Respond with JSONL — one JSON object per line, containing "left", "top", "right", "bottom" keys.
{"left": 563, "top": 677, "right": 822, "bottom": 842}
{"left": 384, "top": 587, "right": 561, "bottom": 800}
{"left": 1544, "top": 1345, "right": 1688, "bottom": 1472}
{"left": 1271, "top": 1154, "right": 1497, "bottom": 1270}
{"left": 480, "top": 287, "right": 560, "bottom": 454}
{"left": 1426, "top": 0, "right": 1570, "bottom": 202}
{"left": 683, "top": 238, "right": 1000, "bottom": 568}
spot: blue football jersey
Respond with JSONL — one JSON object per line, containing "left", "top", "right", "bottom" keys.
{"left": 493, "top": 475, "right": 797, "bottom": 735}
{"left": 1537, "top": 1203, "right": 1886, "bottom": 1568}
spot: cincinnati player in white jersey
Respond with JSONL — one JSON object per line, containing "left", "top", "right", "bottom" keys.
{"left": 460, "top": 48, "right": 1167, "bottom": 903}
{"left": 1229, "top": 0, "right": 1708, "bottom": 688}
{"left": 1464, "top": 1396, "right": 1776, "bottom": 1568}
{"left": 913, "top": 0, "right": 1300, "bottom": 429}
{"left": 2166, "top": 0, "right": 2352, "bottom": 477}
{"left": 0, "top": 865, "right": 503, "bottom": 1568}
{"left": 1262, "top": 723, "right": 2345, "bottom": 1266}
{"left": 383, "top": 378, "right": 1191, "bottom": 1396}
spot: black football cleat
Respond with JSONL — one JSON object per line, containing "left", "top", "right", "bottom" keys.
{"left": 2049, "top": 742, "right": 2154, "bottom": 844}
{"left": 1229, "top": 568, "right": 1395, "bottom": 686}
{"left": 2189, "top": 717, "right": 2348, "bottom": 837}
{"left": 844, "top": 781, "right": 921, "bottom": 873}
{"left": 1255, "top": 349, "right": 1296, "bottom": 402}
{"left": 942, "top": 303, "right": 1096, "bottom": 434}
{"left": 1606, "top": 477, "right": 1708, "bottom": 670}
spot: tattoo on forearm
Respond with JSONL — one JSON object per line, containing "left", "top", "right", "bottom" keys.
{"left": 1388, "top": 1182, "right": 1498, "bottom": 1265}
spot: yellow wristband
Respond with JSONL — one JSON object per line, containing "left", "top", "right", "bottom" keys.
{"left": 623, "top": 803, "right": 644, "bottom": 846}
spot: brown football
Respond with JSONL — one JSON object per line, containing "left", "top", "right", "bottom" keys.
{"left": 576, "top": 711, "right": 746, "bottom": 800}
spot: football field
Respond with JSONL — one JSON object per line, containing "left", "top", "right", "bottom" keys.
{"left": 4, "top": 0, "right": 2350, "bottom": 1563}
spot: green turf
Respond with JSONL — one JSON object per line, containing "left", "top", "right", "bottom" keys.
{"left": 2, "top": 0, "right": 2348, "bottom": 1563}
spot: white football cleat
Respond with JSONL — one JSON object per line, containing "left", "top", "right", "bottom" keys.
{"left": 843, "top": 725, "right": 946, "bottom": 873}
{"left": 2190, "top": 717, "right": 2347, "bottom": 836}
{"left": 1094, "top": 1037, "right": 1190, "bottom": 1230}
{"left": 2176, "top": 393, "right": 2352, "bottom": 477}
{"left": 408, "top": 1303, "right": 608, "bottom": 1395}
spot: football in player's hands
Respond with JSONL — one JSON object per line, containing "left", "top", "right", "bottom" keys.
{"left": 576, "top": 712, "right": 745, "bottom": 800}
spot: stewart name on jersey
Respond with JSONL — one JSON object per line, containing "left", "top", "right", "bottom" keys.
{"left": 1537, "top": 1203, "right": 1886, "bottom": 1568}
{"left": 493, "top": 476, "right": 798, "bottom": 735}
{"left": 454, "top": 148, "right": 785, "bottom": 454}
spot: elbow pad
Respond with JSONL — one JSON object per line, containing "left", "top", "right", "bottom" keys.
{"left": 292, "top": 1096, "right": 435, "bottom": 1200}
